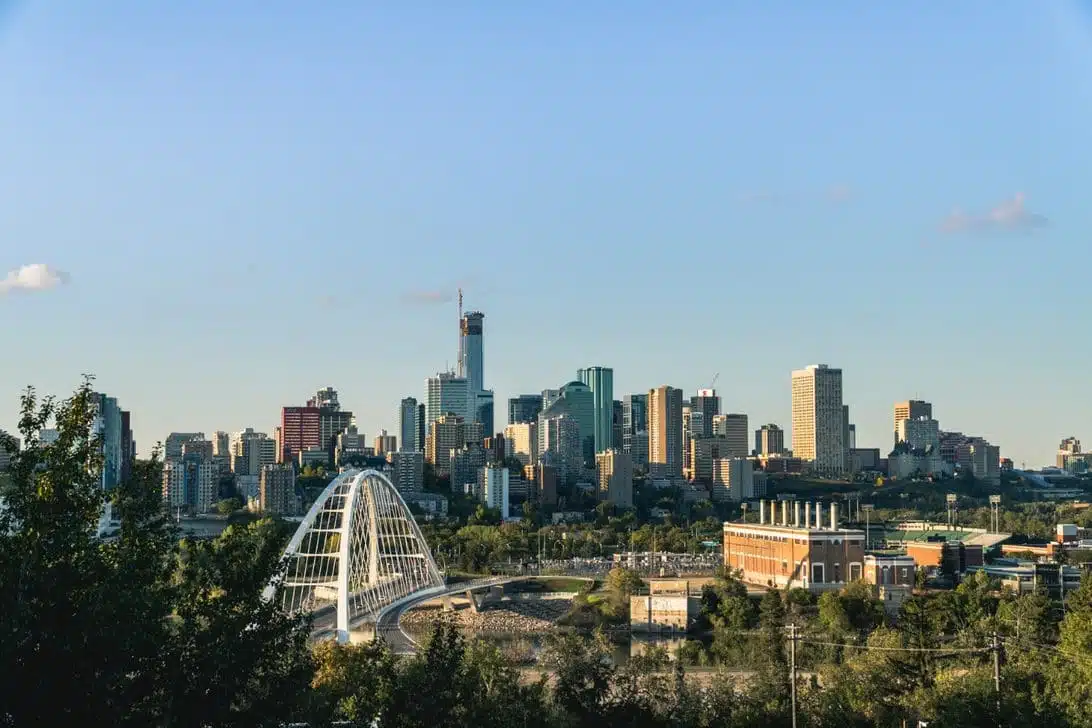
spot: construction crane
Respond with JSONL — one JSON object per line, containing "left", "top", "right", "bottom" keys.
{"left": 707, "top": 373, "right": 720, "bottom": 392}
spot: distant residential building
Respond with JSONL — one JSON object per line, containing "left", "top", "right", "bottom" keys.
{"left": 791, "top": 365, "right": 845, "bottom": 474}
{"left": 298, "top": 448, "right": 329, "bottom": 469}
{"left": 374, "top": 430, "right": 397, "bottom": 456}
{"left": 388, "top": 450, "right": 424, "bottom": 494}
{"left": 503, "top": 422, "right": 538, "bottom": 466}
{"left": 120, "top": 410, "right": 135, "bottom": 483}
{"left": 0, "top": 433, "right": 20, "bottom": 471}
{"left": 399, "top": 397, "right": 421, "bottom": 451}
{"left": 259, "top": 464, "right": 298, "bottom": 516}
{"left": 426, "top": 414, "right": 481, "bottom": 476}
{"left": 649, "top": 385, "right": 684, "bottom": 476}
{"left": 279, "top": 406, "right": 321, "bottom": 464}
{"left": 629, "top": 430, "right": 649, "bottom": 469}
{"left": 211, "top": 431, "right": 231, "bottom": 458}
{"left": 893, "top": 400, "right": 932, "bottom": 445}
{"left": 711, "top": 458, "right": 754, "bottom": 502}
{"left": 474, "top": 390, "right": 495, "bottom": 435}
{"left": 508, "top": 394, "right": 544, "bottom": 425}
{"left": 161, "top": 456, "right": 218, "bottom": 514}
{"left": 539, "top": 381, "right": 594, "bottom": 466}
{"left": 537, "top": 413, "right": 582, "bottom": 482}
{"left": 335, "top": 425, "right": 369, "bottom": 465}
{"left": 577, "top": 366, "right": 614, "bottom": 454}
{"left": 477, "top": 465, "right": 510, "bottom": 519}
{"left": 611, "top": 399, "right": 624, "bottom": 450}
{"left": 755, "top": 424, "right": 785, "bottom": 457}
{"left": 1057, "top": 437, "right": 1085, "bottom": 471}
{"left": 182, "top": 439, "right": 213, "bottom": 461}
{"left": 689, "top": 437, "right": 728, "bottom": 483}
{"left": 230, "top": 428, "right": 277, "bottom": 476}
{"left": 165, "top": 432, "right": 204, "bottom": 463}
{"left": 535, "top": 463, "right": 559, "bottom": 506}
{"left": 682, "top": 406, "right": 701, "bottom": 476}
{"left": 713, "top": 413, "right": 749, "bottom": 459}
{"left": 596, "top": 449, "right": 633, "bottom": 508}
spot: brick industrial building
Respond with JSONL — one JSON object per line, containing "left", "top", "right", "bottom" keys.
{"left": 723, "top": 499, "right": 865, "bottom": 592}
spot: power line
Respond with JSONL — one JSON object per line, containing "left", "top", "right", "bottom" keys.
{"left": 797, "top": 639, "right": 989, "bottom": 654}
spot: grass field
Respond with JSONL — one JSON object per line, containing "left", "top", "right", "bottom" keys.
{"left": 883, "top": 529, "right": 970, "bottom": 542}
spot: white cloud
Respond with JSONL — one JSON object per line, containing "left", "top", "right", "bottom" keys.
{"left": 0, "top": 264, "right": 70, "bottom": 295}
{"left": 941, "top": 193, "right": 1048, "bottom": 233}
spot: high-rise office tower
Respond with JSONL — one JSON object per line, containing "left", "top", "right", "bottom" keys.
{"left": 307, "top": 387, "right": 340, "bottom": 411}
{"left": 374, "top": 430, "right": 397, "bottom": 456}
{"left": 622, "top": 394, "right": 648, "bottom": 459}
{"left": 120, "top": 410, "right": 135, "bottom": 484}
{"left": 754, "top": 424, "right": 785, "bottom": 456}
{"left": 539, "top": 381, "right": 595, "bottom": 466}
{"left": 230, "top": 429, "right": 277, "bottom": 476}
{"left": 713, "top": 413, "right": 750, "bottom": 458}
{"left": 399, "top": 397, "right": 421, "bottom": 451}
{"left": 426, "top": 372, "right": 471, "bottom": 426}
{"left": 791, "top": 364, "right": 845, "bottom": 474}
{"left": 893, "top": 400, "right": 932, "bottom": 444}
{"left": 577, "top": 366, "right": 614, "bottom": 455}
{"left": 648, "top": 385, "right": 684, "bottom": 476}
{"left": 416, "top": 403, "right": 426, "bottom": 453}
{"left": 537, "top": 413, "right": 582, "bottom": 482}
{"left": 425, "top": 414, "right": 482, "bottom": 476}
{"left": 503, "top": 422, "right": 538, "bottom": 466}
{"left": 165, "top": 433, "right": 204, "bottom": 463}
{"left": 508, "top": 394, "right": 544, "bottom": 425}
{"left": 611, "top": 399, "right": 624, "bottom": 450}
{"left": 459, "top": 311, "right": 485, "bottom": 394}
{"left": 690, "top": 389, "right": 720, "bottom": 438}
{"left": 474, "top": 390, "right": 494, "bottom": 436}
{"left": 90, "top": 392, "right": 123, "bottom": 491}
{"left": 211, "top": 431, "right": 231, "bottom": 458}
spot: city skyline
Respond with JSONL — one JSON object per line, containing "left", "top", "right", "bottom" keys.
{"left": 2, "top": 2, "right": 1091, "bottom": 466}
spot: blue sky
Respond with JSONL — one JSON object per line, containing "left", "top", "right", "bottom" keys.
{"left": 1, "top": 1, "right": 1090, "bottom": 466}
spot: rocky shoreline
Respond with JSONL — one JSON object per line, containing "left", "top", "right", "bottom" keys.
{"left": 401, "top": 597, "right": 574, "bottom": 633}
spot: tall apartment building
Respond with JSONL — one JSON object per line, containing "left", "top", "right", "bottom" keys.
{"left": 755, "top": 424, "right": 785, "bottom": 456}
{"left": 388, "top": 450, "right": 424, "bottom": 494}
{"left": 539, "top": 381, "right": 594, "bottom": 465}
{"left": 474, "top": 390, "right": 495, "bottom": 436}
{"left": 90, "top": 392, "right": 123, "bottom": 491}
{"left": 165, "top": 432, "right": 204, "bottom": 463}
{"left": 682, "top": 407, "right": 702, "bottom": 476}
{"left": 577, "top": 366, "right": 614, "bottom": 455}
{"left": 451, "top": 445, "right": 487, "bottom": 493}
{"left": 596, "top": 449, "right": 634, "bottom": 508}
{"left": 161, "top": 457, "right": 218, "bottom": 514}
{"left": 538, "top": 413, "right": 582, "bottom": 482}
{"left": 211, "top": 431, "right": 231, "bottom": 458}
{"left": 426, "top": 372, "right": 471, "bottom": 426}
{"left": 711, "top": 458, "right": 754, "bottom": 502}
{"left": 477, "top": 464, "right": 509, "bottom": 519}
{"left": 425, "top": 414, "right": 481, "bottom": 476}
{"left": 690, "top": 389, "right": 720, "bottom": 438}
{"left": 230, "top": 428, "right": 277, "bottom": 476}
{"left": 894, "top": 400, "right": 932, "bottom": 445}
{"left": 279, "top": 406, "right": 321, "bottom": 464}
{"left": 713, "top": 413, "right": 749, "bottom": 458}
{"left": 308, "top": 387, "right": 340, "bottom": 411}
{"left": 1057, "top": 437, "right": 1082, "bottom": 468}
{"left": 508, "top": 394, "right": 544, "bottom": 425}
{"left": 622, "top": 394, "right": 648, "bottom": 466}
{"left": 791, "top": 365, "right": 845, "bottom": 474}
{"left": 399, "top": 397, "right": 421, "bottom": 451}
{"left": 503, "top": 422, "right": 538, "bottom": 466}
{"left": 120, "top": 410, "right": 135, "bottom": 484}
{"left": 535, "top": 463, "right": 559, "bottom": 506}
{"left": 335, "top": 425, "right": 370, "bottom": 464}
{"left": 689, "top": 437, "right": 727, "bottom": 483}
{"left": 648, "top": 385, "right": 684, "bottom": 476}
{"left": 612, "top": 399, "right": 624, "bottom": 450}
{"left": 259, "top": 464, "right": 298, "bottom": 516}
{"left": 374, "top": 430, "right": 397, "bottom": 456}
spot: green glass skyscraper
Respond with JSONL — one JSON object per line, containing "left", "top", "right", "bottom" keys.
{"left": 577, "top": 366, "right": 614, "bottom": 455}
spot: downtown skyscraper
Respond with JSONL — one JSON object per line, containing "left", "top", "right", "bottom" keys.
{"left": 577, "top": 366, "right": 613, "bottom": 455}
{"left": 791, "top": 364, "right": 845, "bottom": 474}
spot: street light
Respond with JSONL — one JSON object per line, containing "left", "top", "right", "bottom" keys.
{"left": 861, "top": 504, "right": 875, "bottom": 549}
{"left": 989, "top": 494, "right": 1001, "bottom": 533}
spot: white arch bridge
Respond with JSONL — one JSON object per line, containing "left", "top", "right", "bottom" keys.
{"left": 267, "top": 468, "right": 451, "bottom": 644}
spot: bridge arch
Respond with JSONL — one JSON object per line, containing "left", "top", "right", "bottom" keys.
{"left": 272, "top": 468, "right": 443, "bottom": 642}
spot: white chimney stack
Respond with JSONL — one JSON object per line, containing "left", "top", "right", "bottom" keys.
{"left": 830, "top": 502, "right": 839, "bottom": 530}
{"left": 770, "top": 500, "right": 778, "bottom": 525}
{"left": 759, "top": 500, "right": 766, "bottom": 524}
{"left": 804, "top": 502, "right": 811, "bottom": 529}
{"left": 781, "top": 501, "right": 789, "bottom": 526}
{"left": 814, "top": 502, "right": 822, "bottom": 529}
{"left": 793, "top": 501, "right": 801, "bottom": 528}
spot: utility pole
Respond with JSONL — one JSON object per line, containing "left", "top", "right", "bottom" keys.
{"left": 790, "top": 619, "right": 799, "bottom": 728}
{"left": 991, "top": 632, "right": 1002, "bottom": 713}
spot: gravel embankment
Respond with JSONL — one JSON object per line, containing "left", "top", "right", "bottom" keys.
{"left": 401, "top": 597, "right": 574, "bottom": 632}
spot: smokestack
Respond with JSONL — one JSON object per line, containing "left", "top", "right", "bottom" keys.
{"left": 804, "top": 502, "right": 811, "bottom": 529}
{"left": 781, "top": 501, "right": 789, "bottom": 526}
{"left": 793, "top": 501, "right": 801, "bottom": 527}
{"left": 759, "top": 500, "right": 766, "bottom": 524}
{"left": 815, "top": 502, "right": 822, "bottom": 529}
{"left": 830, "top": 503, "right": 839, "bottom": 530}
{"left": 770, "top": 500, "right": 778, "bottom": 525}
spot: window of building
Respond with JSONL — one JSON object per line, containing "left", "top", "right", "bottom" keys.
{"left": 849, "top": 563, "right": 862, "bottom": 581}
{"left": 833, "top": 563, "right": 841, "bottom": 583}
{"left": 812, "top": 563, "right": 824, "bottom": 583}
